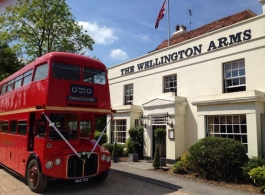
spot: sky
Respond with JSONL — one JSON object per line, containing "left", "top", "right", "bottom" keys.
{"left": 0, "top": 0, "right": 263, "bottom": 67}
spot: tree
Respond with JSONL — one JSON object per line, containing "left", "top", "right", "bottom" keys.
{"left": 0, "top": 43, "right": 24, "bottom": 81}
{"left": 0, "top": 0, "right": 94, "bottom": 60}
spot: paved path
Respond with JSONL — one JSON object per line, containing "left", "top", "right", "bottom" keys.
{"left": 110, "top": 160, "right": 258, "bottom": 195}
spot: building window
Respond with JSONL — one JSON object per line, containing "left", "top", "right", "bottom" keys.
{"left": 206, "top": 115, "right": 247, "bottom": 151}
{"left": 111, "top": 120, "right": 126, "bottom": 144}
{"left": 164, "top": 74, "right": 177, "bottom": 95}
{"left": 224, "top": 59, "right": 245, "bottom": 93}
{"left": 124, "top": 84, "right": 133, "bottom": 105}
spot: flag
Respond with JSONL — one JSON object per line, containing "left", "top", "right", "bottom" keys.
{"left": 155, "top": 0, "right": 166, "bottom": 29}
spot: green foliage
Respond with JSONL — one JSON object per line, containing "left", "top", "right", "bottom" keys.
{"left": 124, "top": 138, "right": 134, "bottom": 155}
{"left": 128, "top": 126, "right": 143, "bottom": 155}
{"left": 154, "top": 128, "right": 166, "bottom": 143}
{"left": 0, "top": 0, "right": 94, "bottom": 60}
{"left": 173, "top": 161, "right": 187, "bottom": 174}
{"left": 188, "top": 137, "right": 248, "bottom": 182}
{"left": 94, "top": 131, "right": 108, "bottom": 145}
{"left": 243, "top": 157, "right": 265, "bottom": 180}
{"left": 112, "top": 142, "right": 118, "bottom": 158}
{"left": 0, "top": 43, "right": 24, "bottom": 81}
{"left": 249, "top": 166, "right": 265, "bottom": 192}
{"left": 95, "top": 115, "right": 106, "bottom": 132}
{"left": 102, "top": 143, "right": 124, "bottom": 157}
{"left": 102, "top": 143, "right": 113, "bottom": 154}
{"left": 153, "top": 146, "right": 160, "bottom": 169}
{"left": 116, "top": 144, "right": 125, "bottom": 157}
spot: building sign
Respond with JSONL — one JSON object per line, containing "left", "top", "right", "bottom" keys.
{"left": 120, "top": 29, "right": 252, "bottom": 75}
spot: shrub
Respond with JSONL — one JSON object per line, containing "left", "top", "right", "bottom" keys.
{"left": 116, "top": 143, "right": 125, "bottom": 157}
{"left": 243, "top": 157, "right": 265, "bottom": 180}
{"left": 128, "top": 127, "right": 143, "bottom": 156}
{"left": 94, "top": 131, "right": 108, "bottom": 145}
{"left": 102, "top": 143, "right": 114, "bottom": 154}
{"left": 153, "top": 146, "right": 160, "bottom": 169}
{"left": 188, "top": 137, "right": 248, "bottom": 182}
{"left": 180, "top": 150, "right": 190, "bottom": 168}
{"left": 173, "top": 161, "right": 187, "bottom": 174}
{"left": 249, "top": 166, "right": 265, "bottom": 192}
{"left": 125, "top": 138, "right": 134, "bottom": 155}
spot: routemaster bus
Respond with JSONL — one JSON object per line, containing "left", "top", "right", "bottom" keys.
{"left": 0, "top": 52, "right": 113, "bottom": 192}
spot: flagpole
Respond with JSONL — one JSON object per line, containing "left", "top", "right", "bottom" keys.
{"left": 167, "top": 0, "right": 170, "bottom": 47}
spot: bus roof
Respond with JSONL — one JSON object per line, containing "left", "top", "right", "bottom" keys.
{"left": 0, "top": 52, "right": 107, "bottom": 84}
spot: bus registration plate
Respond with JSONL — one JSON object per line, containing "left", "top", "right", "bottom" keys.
{"left": 75, "top": 178, "right": 89, "bottom": 183}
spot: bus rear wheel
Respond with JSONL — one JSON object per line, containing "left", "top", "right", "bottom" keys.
{"left": 27, "top": 159, "right": 48, "bottom": 193}
{"left": 91, "top": 169, "right": 109, "bottom": 183}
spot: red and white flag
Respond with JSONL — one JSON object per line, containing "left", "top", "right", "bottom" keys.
{"left": 155, "top": 0, "right": 166, "bottom": 29}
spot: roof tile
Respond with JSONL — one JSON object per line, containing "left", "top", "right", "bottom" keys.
{"left": 155, "top": 9, "right": 256, "bottom": 51}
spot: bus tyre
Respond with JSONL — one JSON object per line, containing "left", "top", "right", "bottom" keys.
{"left": 27, "top": 159, "right": 48, "bottom": 193}
{"left": 91, "top": 169, "right": 109, "bottom": 183}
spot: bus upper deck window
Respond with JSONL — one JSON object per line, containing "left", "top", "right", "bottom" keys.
{"left": 14, "top": 75, "right": 22, "bottom": 90}
{"left": 6, "top": 80, "right": 14, "bottom": 92}
{"left": 34, "top": 63, "right": 48, "bottom": 81}
{"left": 84, "top": 68, "right": 106, "bottom": 85}
{"left": 1, "top": 83, "right": 7, "bottom": 95}
{"left": 22, "top": 69, "right": 33, "bottom": 86}
{"left": 52, "top": 62, "right": 80, "bottom": 81}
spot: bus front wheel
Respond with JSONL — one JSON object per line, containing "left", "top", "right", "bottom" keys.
{"left": 91, "top": 169, "right": 109, "bottom": 183}
{"left": 27, "top": 159, "right": 48, "bottom": 193}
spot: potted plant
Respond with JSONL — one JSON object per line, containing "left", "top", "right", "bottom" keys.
{"left": 112, "top": 142, "right": 118, "bottom": 163}
{"left": 154, "top": 127, "right": 166, "bottom": 166}
{"left": 128, "top": 127, "right": 140, "bottom": 162}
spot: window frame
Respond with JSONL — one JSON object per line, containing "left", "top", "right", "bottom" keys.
{"left": 223, "top": 59, "right": 246, "bottom": 93}
{"left": 111, "top": 120, "right": 127, "bottom": 144}
{"left": 124, "top": 84, "right": 133, "bottom": 105}
{"left": 206, "top": 115, "right": 247, "bottom": 151}
{"left": 164, "top": 74, "right": 177, "bottom": 95}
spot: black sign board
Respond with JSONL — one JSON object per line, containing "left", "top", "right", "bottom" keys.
{"left": 70, "top": 84, "right": 93, "bottom": 96}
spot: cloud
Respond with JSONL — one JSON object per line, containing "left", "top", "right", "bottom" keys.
{"left": 136, "top": 34, "right": 150, "bottom": 41}
{"left": 78, "top": 21, "right": 117, "bottom": 44}
{"left": 109, "top": 49, "right": 128, "bottom": 60}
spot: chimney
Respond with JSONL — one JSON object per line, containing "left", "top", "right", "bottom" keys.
{"left": 172, "top": 24, "right": 186, "bottom": 38}
{"left": 259, "top": 0, "right": 265, "bottom": 14}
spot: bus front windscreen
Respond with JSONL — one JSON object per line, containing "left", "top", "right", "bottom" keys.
{"left": 49, "top": 113, "right": 78, "bottom": 140}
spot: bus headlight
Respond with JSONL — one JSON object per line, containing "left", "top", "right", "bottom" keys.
{"left": 54, "top": 158, "right": 61, "bottom": 166}
{"left": 101, "top": 154, "right": 106, "bottom": 161}
{"left": 45, "top": 161, "right": 53, "bottom": 169}
{"left": 106, "top": 156, "right": 111, "bottom": 162}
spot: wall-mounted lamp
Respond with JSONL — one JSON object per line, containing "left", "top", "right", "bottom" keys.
{"left": 166, "top": 113, "right": 174, "bottom": 128}
{"left": 139, "top": 114, "right": 147, "bottom": 128}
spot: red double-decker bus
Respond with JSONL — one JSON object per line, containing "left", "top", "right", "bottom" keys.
{"left": 0, "top": 52, "right": 113, "bottom": 192}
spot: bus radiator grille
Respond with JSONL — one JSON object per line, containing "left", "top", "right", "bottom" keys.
{"left": 67, "top": 153, "right": 98, "bottom": 178}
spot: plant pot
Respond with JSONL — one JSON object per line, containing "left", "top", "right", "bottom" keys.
{"left": 113, "top": 158, "right": 118, "bottom": 163}
{"left": 129, "top": 153, "right": 138, "bottom": 162}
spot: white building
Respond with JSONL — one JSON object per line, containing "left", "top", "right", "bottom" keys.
{"left": 106, "top": 0, "right": 265, "bottom": 163}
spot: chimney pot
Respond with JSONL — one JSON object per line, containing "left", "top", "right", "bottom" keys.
{"left": 259, "top": 0, "right": 265, "bottom": 13}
